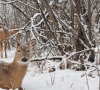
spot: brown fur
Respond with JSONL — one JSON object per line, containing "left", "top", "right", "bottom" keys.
{"left": 10, "top": 27, "right": 31, "bottom": 44}
{"left": 10, "top": 26, "right": 19, "bottom": 35}
{"left": 9, "top": 26, "right": 21, "bottom": 44}
{"left": 0, "top": 23, "right": 11, "bottom": 58}
{"left": 0, "top": 42, "right": 30, "bottom": 90}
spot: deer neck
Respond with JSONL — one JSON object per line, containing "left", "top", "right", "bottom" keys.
{"left": 12, "top": 58, "right": 28, "bottom": 71}
{"left": 11, "top": 58, "right": 28, "bottom": 89}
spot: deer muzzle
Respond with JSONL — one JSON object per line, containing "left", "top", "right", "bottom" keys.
{"left": 21, "top": 57, "right": 28, "bottom": 62}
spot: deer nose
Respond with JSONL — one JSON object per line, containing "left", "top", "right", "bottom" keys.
{"left": 21, "top": 57, "right": 28, "bottom": 62}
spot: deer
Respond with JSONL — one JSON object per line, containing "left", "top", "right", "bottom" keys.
{"left": 0, "top": 20, "right": 11, "bottom": 58}
{"left": 9, "top": 26, "right": 22, "bottom": 47}
{"left": 9, "top": 26, "right": 32, "bottom": 47}
{"left": 0, "top": 39, "right": 36, "bottom": 90}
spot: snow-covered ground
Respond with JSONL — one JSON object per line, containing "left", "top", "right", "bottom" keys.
{"left": 0, "top": 50, "right": 99, "bottom": 90}
{"left": 22, "top": 68, "right": 98, "bottom": 90}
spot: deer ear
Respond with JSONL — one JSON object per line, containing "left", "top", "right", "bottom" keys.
{"left": 10, "top": 39, "right": 21, "bottom": 48}
{"left": 30, "top": 39, "right": 36, "bottom": 47}
{"left": 10, "top": 39, "right": 17, "bottom": 47}
{"left": 17, "top": 42, "right": 21, "bottom": 46}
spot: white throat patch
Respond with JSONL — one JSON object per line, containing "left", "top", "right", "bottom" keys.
{"left": 0, "top": 28, "right": 3, "bottom": 31}
{"left": 17, "top": 61, "right": 29, "bottom": 65}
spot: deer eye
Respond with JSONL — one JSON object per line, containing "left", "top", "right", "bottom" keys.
{"left": 27, "top": 50, "right": 30, "bottom": 52}
{"left": 18, "top": 50, "right": 21, "bottom": 52}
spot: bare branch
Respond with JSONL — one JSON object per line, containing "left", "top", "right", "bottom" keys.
{"left": 0, "top": 0, "right": 17, "bottom": 4}
{"left": 10, "top": 3, "right": 30, "bottom": 20}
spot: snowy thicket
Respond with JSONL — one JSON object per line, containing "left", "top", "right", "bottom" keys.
{"left": 0, "top": 0, "right": 100, "bottom": 90}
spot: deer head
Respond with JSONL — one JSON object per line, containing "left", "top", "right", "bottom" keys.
{"left": 12, "top": 39, "right": 36, "bottom": 64}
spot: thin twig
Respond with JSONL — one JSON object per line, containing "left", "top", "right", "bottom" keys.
{"left": 85, "top": 72, "right": 89, "bottom": 90}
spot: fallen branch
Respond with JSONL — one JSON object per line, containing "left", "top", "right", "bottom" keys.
{"left": 30, "top": 48, "right": 94, "bottom": 61}
{"left": 30, "top": 48, "right": 96, "bottom": 68}
{"left": 0, "top": 0, "right": 17, "bottom": 4}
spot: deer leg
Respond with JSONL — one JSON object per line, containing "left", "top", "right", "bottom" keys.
{"left": 4, "top": 41, "right": 7, "bottom": 58}
{"left": 18, "top": 87, "right": 23, "bottom": 90}
{"left": 1, "top": 42, "right": 3, "bottom": 58}
{"left": 0, "top": 43, "right": 1, "bottom": 58}
{"left": 7, "top": 41, "right": 11, "bottom": 50}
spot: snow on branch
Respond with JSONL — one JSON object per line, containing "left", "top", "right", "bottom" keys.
{"left": 30, "top": 48, "right": 96, "bottom": 69}
{"left": 30, "top": 13, "right": 48, "bottom": 40}
{"left": 31, "top": 48, "right": 95, "bottom": 67}
{"left": 57, "top": 17, "right": 89, "bottom": 49}
{"left": 17, "top": 0, "right": 39, "bottom": 11}
{"left": 34, "top": 13, "right": 49, "bottom": 27}
{"left": 9, "top": 20, "right": 31, "bottom": 31}
{"left": 0, "top": 0, "right": 17, "bottom": 4}
{"left": 30, "top": 56, "right": 64, "bottom": 62}
{"left": 10, "top": 3, "right": 30, "bottom": 20}
{"left": 79, "top": 38, "right": 89, "bottom": 48}
{"left": 65, "top": 48, "right": 94, "bottom": 61}
{"left": 74, "top": 14, "right": 93, "bottom": 47}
